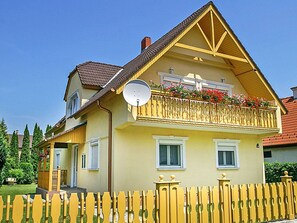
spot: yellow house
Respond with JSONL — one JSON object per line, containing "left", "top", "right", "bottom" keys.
{"left": 37, "top": 1, "right": 286, "bottom": 195}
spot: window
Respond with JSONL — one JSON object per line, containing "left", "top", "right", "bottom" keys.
{"left": 153, "top": 136, "right": 188, "bottom": 169}
{"left": 214, "top": 139, "right": 240, "bottom": 169}
{"left": 67, "top": 91, "right": 80, "bottom": 117}
{"left": 88, "top": 140, "right": 99, "bottom": 170}
{"left": 159, "top": 72, "right": 233, "bottom": 95}
{"left": 81, "top": 154, "right": 86, "bottom": 169}
{"left": 264, "top": 151, "right": 272, "bottom": 158}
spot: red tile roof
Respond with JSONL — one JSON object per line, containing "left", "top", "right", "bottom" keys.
{"left": 76, "top": 61, "right": 123, "bottom": 89}
{"left": 263, "top": 96, "right": 297, "bottom": 147}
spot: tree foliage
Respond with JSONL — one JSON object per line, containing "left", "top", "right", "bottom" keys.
{"left": 31, "top": 123, "right": 43, "bottom": 176}
{"left": 0, "top": 131, "right": 8, "bottom": 184}
{"left": 0, "top": 118, "right": 9, "bottom": 143}
{"left": 9, "top": 131, "right": 19, "bottom": 168}
{"left": 20, "top": 125, "right": 31, "bottom": 163}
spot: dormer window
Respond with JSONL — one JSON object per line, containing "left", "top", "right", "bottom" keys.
{"left": 67, "top": 91, "right": 80, "bottom": 117}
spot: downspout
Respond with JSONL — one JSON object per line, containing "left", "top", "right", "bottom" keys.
{"left": 97, "top": 100, "right": 112, "bottom": 193}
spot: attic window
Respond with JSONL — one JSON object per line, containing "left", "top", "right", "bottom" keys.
{"left": 66, "top": 91, "right": 80, "bottom": 117}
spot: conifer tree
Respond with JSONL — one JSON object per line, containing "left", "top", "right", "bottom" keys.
{"left": 0, "top": 118, "right": 9, "bottom": 143}
{"left": 20, "top": 125, "right": 31, "bottom": 163}
{"left": 31, "top": 123, "right": 43, "bottom": 174}
{"left": 0, "top": 131, "right": 8, "bottom": 184}
{"left": 9, "top": 131, "right": 19, "bottom": 168}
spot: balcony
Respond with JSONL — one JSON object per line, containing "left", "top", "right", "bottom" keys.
{"left": 136, "top": 92, "right": 279, "bottom": 134}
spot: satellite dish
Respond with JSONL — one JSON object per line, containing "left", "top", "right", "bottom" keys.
{"left": 123, "top": 79, "right": 151, "bottom": 106}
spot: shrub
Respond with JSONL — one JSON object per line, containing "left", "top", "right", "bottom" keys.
{"left": 8, "top": 169, "right": 24, "bottom": 183}
{"left": 265, "top": 162, "right": 297, "bottom": 183}
{"left": 19, "top": 162, "right": 34, "bottom": 184}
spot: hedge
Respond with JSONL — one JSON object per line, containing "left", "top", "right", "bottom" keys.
{"left": 265, "top": 162, "right": 297, "bottom": 183}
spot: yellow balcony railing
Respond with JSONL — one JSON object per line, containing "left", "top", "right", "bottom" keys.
{"left": 137, "top": 92, "right": 278, "bottom": 129}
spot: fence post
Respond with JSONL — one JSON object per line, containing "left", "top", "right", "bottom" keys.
{"left": 57, "top": 166, "right": 61, "bottom": 192}
{"left": 155, "top": 175, "right": 181, "bottom": 223}
{"left": 218, "top": 173, "right": 232, "bottom": 223}
{"left": 281, "top": 171, "right": 295, "bottom": 220}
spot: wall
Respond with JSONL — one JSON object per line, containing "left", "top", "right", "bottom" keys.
{"left": 113, "top": 126, "right": 263, "bottom": 191}
{"left": 264, "top": 145, "right": 297, "bottom": 163}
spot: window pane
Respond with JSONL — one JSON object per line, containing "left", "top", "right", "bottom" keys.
{"left": 170, "top": 145, "right": 180, "bottom": 165}
{"left": 91, "top": 145, "right": 98, "bottom": 169}
{"left": 218, "top": 151, "right": 224, "bottom": 165}
{"left": 159, "top": 145, "right": 167, "bottom": 166}
{"left": 225, "top": 151, "right": 235, "bottom": 165}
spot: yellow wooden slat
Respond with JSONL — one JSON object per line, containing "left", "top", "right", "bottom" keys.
{"left": 96, "top": 193, "right": 101, "bottom": 223}
{"left": 80, "top": 193, "right": 85, "bottom": 223}
{"left": 231, "top": 185, "right": 240, "bottom": 223}
{"left": 25, "top": 195, "right": 30, "bottom": 222}
{"left": 189, "top": 187, "right": 197, "bottom": 223}
{"left": 45, "top": 194, "right": 49, "bottom": 223}
{"left": 155, "top": 190, "right": 160, "bottom": 223}
{"left": 141, "top": 191, "right": 146, "bottom": 223}
{"left": 248, "top": 184, "right": 256, "bottom": 222}
{"left": 263, "top": 183, "right": 272, "bottom": 221}
{"left": 6, "top": 195, "right": 11, "bottom": 222}
{"left": 146, "top": 190, "right": 154, "bottom": 223}
{"left": 199, "top": 186, "right": 208, "bottom": 223}
{"left": 63, "top": 193, "right": 67, "bottom": 223}
{"left": 51, "top": 194, "right": 61, "bottom": 223}
{"left": 132, "top": 191, "right": 141, "bottom": 223}
{"left": 270, "top": 183, "right": 278, "bottom": 220}
{"left": 177, "top": 187, "right": 185, "bottom": 223}
{"left": 277, "top": 183, "right": 285, "bottom": 219}
{"left": 117, "top": 192, "right": 126, "bottom": 223}
{"left": 12, "top": 195, "right": 24, "bottom": 223}
{"left": 69, "top": 193, "right": 79, "bottom": 223}
{"left": 239, "top": 184, "right": 248, "bottom": 223}
{"left": 32, "top": 194, "right": 43, "bottom": 222}
{"left": 255, "top": 184, "right": 264, "bottom": 222}
{"left": 86, "top": 193, "right": 95, "bottom": 223}
{"left": 113, "top": 192, "right": 117, "bottom": 223}
{"left": 293, "top": 182, "right": 297, "bottom": 215}
{"left": 211, "top": 186, "right": 220, "bottom": 223}
{"left": 102, "top": 192, "right": 111, "bottom": 223}
{"left": 0, "top": 196, "right": 3, "bottom": 221}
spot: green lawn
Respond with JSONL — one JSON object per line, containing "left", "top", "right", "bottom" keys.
{"left": 0, "top": 183, "right": 37, "bottom": 202}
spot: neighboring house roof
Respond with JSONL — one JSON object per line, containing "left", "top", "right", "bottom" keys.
{"left": 64, "top": 61, "right": 123, "bottom": 100}
{"left": 8, "top": 134, "right": 33, "bottom": 148}
{"left": 263, "top": 96, "right": 297, "bottom": 147}
{"left": 71, "top": 1, "right": 285, "bottom": 118}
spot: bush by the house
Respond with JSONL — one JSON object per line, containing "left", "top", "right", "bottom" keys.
{"left": 19, "top": 162, "right": 34, "bottom": 184}
{"left": 8, "top": 169, "right": 24, "bottom": 183}
{"left": 265, "top": 162, "right": 297, "bottom": 182}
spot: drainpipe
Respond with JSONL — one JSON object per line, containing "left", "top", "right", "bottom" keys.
{"left": 97, "top": 100, "right": 112, "bottom": 193}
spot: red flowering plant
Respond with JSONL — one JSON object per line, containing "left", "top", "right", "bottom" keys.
{"left": 149, "top": 81, "right": 271, "bottom": 108}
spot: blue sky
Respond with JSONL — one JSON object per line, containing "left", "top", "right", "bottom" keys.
{"left": 0, "top": 1, "right": 296, "bottom": 134}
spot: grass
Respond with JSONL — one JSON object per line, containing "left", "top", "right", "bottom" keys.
{"left": 0, "top": 183, "right": 37, "bottom": 202}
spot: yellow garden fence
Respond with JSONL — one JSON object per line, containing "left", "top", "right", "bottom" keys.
{"left": 0, "top": 171, "right": 296, "bottom": 223}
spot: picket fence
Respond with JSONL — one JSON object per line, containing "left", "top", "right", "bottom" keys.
{"left": 0, "top": 172, "right": 296, "bottom": 223}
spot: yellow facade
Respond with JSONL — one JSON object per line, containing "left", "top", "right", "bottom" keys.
{"left": 40, "top": 3, "right": 285, "bottom": 194}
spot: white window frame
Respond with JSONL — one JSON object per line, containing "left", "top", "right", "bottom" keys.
{"left": 81, "top": 153, "right": 86, "bottom": 169}
{"left": 153, "top": 135, "right": 188, "bottom": 170}
{"left": 214, "top": 139, "right": 240, "bottom": 169}
{"left": 66, "top": 91, "right": 80, "bottom": 117}
{"left": 159, "top": 72, "right": 233, "bottom": 96}
{"left": 88, "top": 139, "right": 100, "bottom": 170}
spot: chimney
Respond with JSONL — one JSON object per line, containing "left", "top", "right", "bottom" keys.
{"left": 141, "top": 36, "right": 151, "bottom": 52}
{"left": 291, "top": 86, "right": 297, "bottom": 99}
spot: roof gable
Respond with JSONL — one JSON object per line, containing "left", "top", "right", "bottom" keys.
{"left": 73, "top": 1, "right": 286, "bottom": 117}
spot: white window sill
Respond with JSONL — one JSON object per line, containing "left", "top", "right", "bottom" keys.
{"left": 217, "top": 166, "right": 239, "bottom": 170}
{"left": 157, "top": 167, "right": 186, "bottom": 171}
{"left": 88, "top": 168, "right": 99, "bottom": 171}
